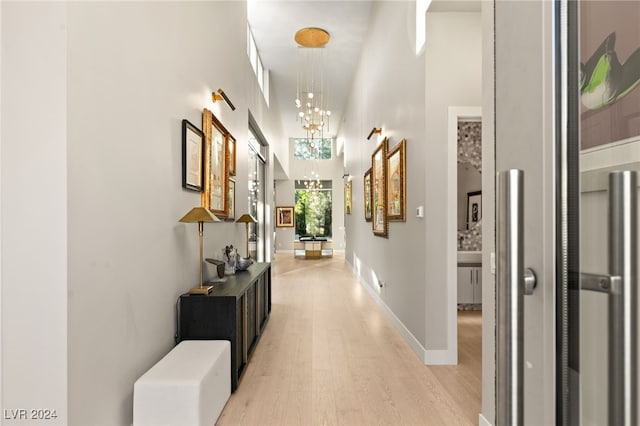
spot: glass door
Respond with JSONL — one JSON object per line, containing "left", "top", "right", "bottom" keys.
{"left": 564, "top": 2, "right": 640, "bottom": 424}
{"left": 248, "top": 129, "right": 266, "bottom": 262}
{"left": 493, "top": 1, "right": 639, "bottom": 425}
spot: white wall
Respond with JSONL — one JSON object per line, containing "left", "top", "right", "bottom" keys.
{"left": 1, "top": 3, "right": 68, "bottom": 424}
{"left": 2, "top": 2, "right": 284, "bottom": 425}
{"left": 341, "top": 3, "right": 481, "bottom": 363}
{"left": 424, "top": 11, "right": 482, "bottom": 352}
{"left": 274, "top": 138, "right": 345, "bottom": 251}
{"left": 341, "top": 0, "right": 428, "bottom": 355}
{"left": 65, "top": 2, "right": 285, "bottom": 424}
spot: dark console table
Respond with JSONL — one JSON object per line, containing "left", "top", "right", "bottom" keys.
{"left": 178, "top": 262, "right": 271, "bottom": 391}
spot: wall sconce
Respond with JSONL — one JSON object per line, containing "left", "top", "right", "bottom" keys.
{"left": 367, "top": 127, "right": 382, "bottom": 140}
{"left": 212, "top": 88, "right": 236, "bottom": 111}
{"left": 342, "top": 173, "right": 353, "bottom": 182}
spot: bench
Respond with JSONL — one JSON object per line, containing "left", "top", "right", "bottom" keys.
{"left": 133, "top": 340, "right": 230, "bottom": 426}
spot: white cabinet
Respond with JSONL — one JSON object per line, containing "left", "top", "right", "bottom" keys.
{"left": 457, "top": 265, "right": 482, "bottom": 304}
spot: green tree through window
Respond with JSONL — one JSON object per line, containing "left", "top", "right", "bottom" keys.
{"left": 294, "top": 180, "right": 332, "bottom": 237}
{"left": 293, "top": 138, "right": 332, "bottom": 160}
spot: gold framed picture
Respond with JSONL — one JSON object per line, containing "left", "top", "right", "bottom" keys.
{"left": 345, "top": 180, "right": 352, "bottom": 214}
{"left": 228, "top": 134, "right": 236, "bottom": 176}
{"left": 228, "top": 178, "right": 236, "bottom": 220}
{"left": 276, "top": 206, "right": 294, "bottom": 227}
{"left": 202, "top": 108, "right": 229, "bottom": 217}
{"left": 387, "top": 138, "right": 406, "bottom": 221}
{"left": 371, "top": 138, "right": 388, "bottom": 237}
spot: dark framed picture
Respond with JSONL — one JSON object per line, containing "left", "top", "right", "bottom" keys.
{"left": 228, "top": 134, "right": 236, "bottom": 176}
{"left": 276, "top": 206, "right": 294, "bottom": 227}
{"left": 387, "top": 138, "right": 406, "bottom": 221}
{"left": 371, "top": 138, "right": 388, "bottom": 237}
{"left": 466, "top": 191, "right": 482, "bottom": 229}
{"left": 364, "top": 168, "right": 372, "bottom": 222}
{"left": 181, "top": 119, "right": 204, "bottom": 192}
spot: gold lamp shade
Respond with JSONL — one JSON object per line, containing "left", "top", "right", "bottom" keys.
{"left": 179, "top": 207, "right": 221, "bottom": 224}
{"left": 236, "top": 213, "right": 257, "bottom": 258}
{"left": 179, "top": 207, "right": 220, "bottom": 295}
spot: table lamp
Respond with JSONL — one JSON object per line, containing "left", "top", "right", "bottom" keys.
{"left": 179, "top": 207, "right": 220, "bottom": 294}
{"left": 235, "top": 213, "right": 257, "bottom": 258}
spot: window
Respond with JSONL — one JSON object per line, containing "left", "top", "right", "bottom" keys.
{"left": 294, "top": 180, "right": 332, "bottom": 238}
{"left": 293, "top": 138, "right": 332, "bottom": 160}
{"left": 247, "top": 24, "right": 269, "bottom": 105}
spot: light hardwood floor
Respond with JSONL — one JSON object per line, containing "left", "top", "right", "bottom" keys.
{"left": 217, "top": 253, "right": 482, "bottom": 426}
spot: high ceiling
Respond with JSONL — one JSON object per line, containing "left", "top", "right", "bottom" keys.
{"left": 247, "top": 0, "right": 374, "bottom": 140}
{"left": 247, "top": 0, "right": 481, "bottom": 141}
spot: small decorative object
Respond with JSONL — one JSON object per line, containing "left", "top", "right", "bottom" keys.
{"left": 387, "top": 138, "right": 406, "bottom": 221}
{"left": 205, "top": 258, "right": 225, "bottom": 279}
{"left": 181, "top": 120, "right": 204, "bottom": 192}
{"left": 345, "top": 181, "right": 352, "bottom": 214}
{"left": 236, "top": 256, "right": 253, "bottom": 272}
{"left": 223, "top": 245, "right": 237, "bottom": 275}
{"left": 466, "top": 191, "right": 482, "bottom": 229}
{"left": 179, "top": 207, "right": 221, "bottom": 294}
{"left": 275, "top": 206, "right": 294, "bottom": 227}
{"left": 364, "top": 168, "right": 372, "bottom": 222}
{"left": 202, "top": 109, "right": 230, "bottom": 217}
{"left": 371, "top": 138, "right": 388, "bottom": 237}
{"left": 236, "top": 213, "right": 257, "bottom": 258}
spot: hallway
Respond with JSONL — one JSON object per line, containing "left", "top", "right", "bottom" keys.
{"left": 218, "top": 253, "right": 481, "bottom": 425}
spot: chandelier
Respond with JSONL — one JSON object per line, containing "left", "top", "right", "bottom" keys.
{"left": 294, "top": 27, "right": 332, "bottom": 139}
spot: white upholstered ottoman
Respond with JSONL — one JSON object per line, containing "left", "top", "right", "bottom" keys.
{"left": 133, "top": 340, "right": 231, "bottom": 426}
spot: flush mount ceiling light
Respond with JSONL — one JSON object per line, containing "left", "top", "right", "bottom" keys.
{"left": 294, "top": 27, "right": 332, "bottom": 139}
{"left": 294, "top": 27, "right": 330, "bottom": 48}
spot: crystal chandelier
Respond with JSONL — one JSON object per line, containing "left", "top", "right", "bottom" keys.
{"left": 294, "top": 27, "right": 332, "bottom": 139}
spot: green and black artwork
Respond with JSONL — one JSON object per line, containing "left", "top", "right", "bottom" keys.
{"left": 580, "top": 32, "right": 640, "bottom": 110}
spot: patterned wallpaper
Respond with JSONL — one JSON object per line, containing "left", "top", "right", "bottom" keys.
{"left": 457, "top": 121, "right": 482, "bottom": 173}
{"left": 458, "top": 120, "right": 482, "bottom": 250}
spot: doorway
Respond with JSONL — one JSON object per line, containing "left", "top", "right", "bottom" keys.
{"left": 448, "top": 107, "right": 482, "bottom": 364}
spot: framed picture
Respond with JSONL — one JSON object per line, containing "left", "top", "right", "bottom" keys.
{"left": 364, "top": 168, "right": 372, "bottom": 222}
{"left": 276, "top": 206, "right": 294, "bottom": 227}
{"left": 202, "top": 109, "right": 229, "bottom": 217}
{"left": 227, "top": 178, "right": 235, "bottom": 220}
{"left": 580, "top": 1, "right": 640, "bottom": 150}
{"left": 371, "top": 138, "right": 388, "bottom": 237}
{"left": 181, "top": 119, "right": 204, "bottom": 192}
{"left": 466, "top": 191, "right": 482, "bottom": 229}
{"left": 345, "top": 180, "right": 352, "bottom": 214}
{"left": 387, "top": 139, "right": 406, "bottom": 221}
{"left": 228, "top": 134, "right": 236, "bottom": 176}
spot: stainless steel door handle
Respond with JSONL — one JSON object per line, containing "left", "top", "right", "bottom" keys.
{"left": 496, "top": 169, "right": 524, "bottom": 426}
{"left": 608, "top": 171, "right": 637, "bottom": 426}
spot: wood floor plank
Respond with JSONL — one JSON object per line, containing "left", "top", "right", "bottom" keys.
{"left": 217, "top": 253, "right": 481, "bottom": 425}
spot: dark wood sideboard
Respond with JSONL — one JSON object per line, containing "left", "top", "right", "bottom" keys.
{"left": 178, "top": 262, "right": 271, "bottom": 391}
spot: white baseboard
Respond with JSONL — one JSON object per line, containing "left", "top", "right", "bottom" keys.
{"left": 346, "top": 258, "right": 458, "bottom": 365}
{"left": 479, "top": 413, "right": 493, "bottom": 426}
{"left": 346, "top": 259, "right": 429, "bottom": 363}
{"left": 424, "top": 348, "right": 457, "bottom": 365}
